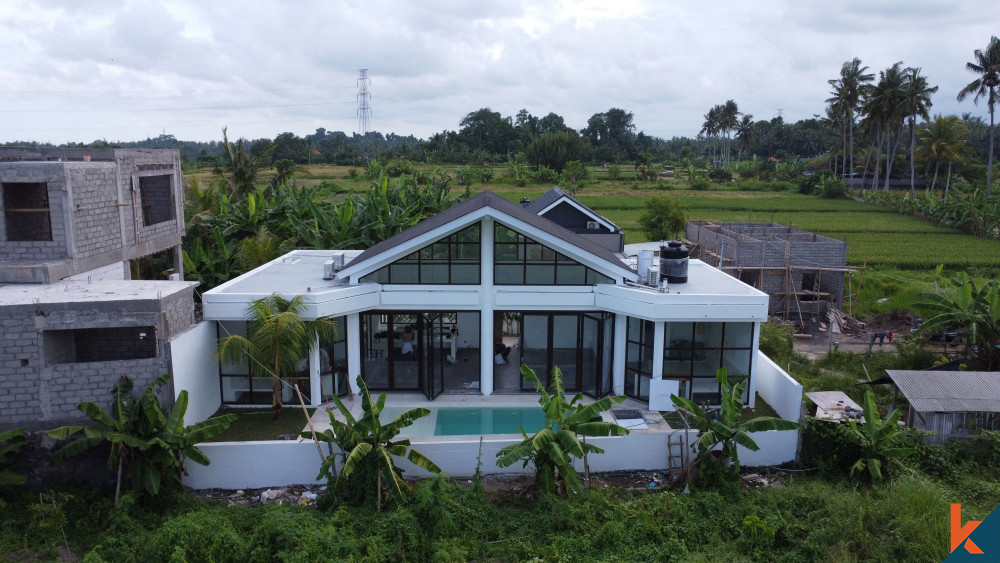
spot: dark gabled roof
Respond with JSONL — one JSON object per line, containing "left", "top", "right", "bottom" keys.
{"left": 346, "top": 190, "right": 634, "bottom": 276}
{"left": 885, "top": 370, "right": 1000, "bottom": 413}
{"left": 523, "top": 186, "right": 620, "bottom": 230}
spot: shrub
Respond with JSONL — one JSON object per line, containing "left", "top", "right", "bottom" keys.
{"left": 152, "top": 509, "right": 248, "bottom": 561}
{"left": 758, "top": 320, "right": 794, "bottom": 364}
{"left": 708, "top": 168, "right": 732, "bottom": 183}
{"left": 534, "top": 164, "right": 560, "bottom": 184}
{"left": 689, "top": 178, "right": 711, "bottom": 191}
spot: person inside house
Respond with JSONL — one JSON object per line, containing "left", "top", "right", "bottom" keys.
{"left": 401, "top": 326, "right": 417, "bottom": 360}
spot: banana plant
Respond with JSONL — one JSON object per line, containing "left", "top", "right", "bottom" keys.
{"left": 0, "top": 427, "right": 27, "bottom": 507}
{"left": 309, "top": 376, "right": 440, "bottom": 510}
{"left": 497, "top": 365, "right": 630, "bottom": 496}
{"left": 48, "top": 374, "right": 236, "bottom": 504}
{"left": 838, "top": 390, "right": 914, "bottom": 480}
{"left": 671, "top": 368, "right": 799, "bottom": 483}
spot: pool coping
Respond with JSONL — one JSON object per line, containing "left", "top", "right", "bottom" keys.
{"left": 301, "top": 392, "right": 672, "bottom": 443}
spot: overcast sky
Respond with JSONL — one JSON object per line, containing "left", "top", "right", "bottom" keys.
{"left": 1, "top": 1, "right": 997, "bottom": 145}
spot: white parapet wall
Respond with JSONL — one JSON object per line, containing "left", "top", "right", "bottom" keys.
{"left": 183, "top": 429, "right": 700, "bottom": 489}
{"left": 184, "top": 441, "right": 326, "bottom": 489}
{"left": 755, "top": 351, "right": 803, "bottom": 421}
{"left": 169, "top": 321, "right": 221, "bottom": 425}
{"left": 738, "top": 430, "right": 800, "bottom": 467}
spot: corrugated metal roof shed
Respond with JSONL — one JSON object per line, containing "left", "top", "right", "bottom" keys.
{"left": 885, "top": 370, "right": 1000, "bottom": 413}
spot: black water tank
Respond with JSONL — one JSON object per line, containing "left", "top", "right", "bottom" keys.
{"left": 659, "top": 240, "right": 690, "bottom": 283}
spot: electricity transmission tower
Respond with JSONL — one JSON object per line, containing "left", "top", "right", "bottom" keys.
{"left": 356, "top": 69, "right": 372, "bottom": 159}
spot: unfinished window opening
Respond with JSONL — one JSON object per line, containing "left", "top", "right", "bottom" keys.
{"left": 138, "top": 175, "right": 174, "bottom": 226}
{"left": 2, "top": 182, "right": 52, "bottom": 241}
{"left": 43, "top": 326, "right": 157, "bottom": 364}
{"left": 738, "top": 269, "right": 760, "bottom": 289}
{"left": 800, "top": 272, "right": 819, "bottom": 292}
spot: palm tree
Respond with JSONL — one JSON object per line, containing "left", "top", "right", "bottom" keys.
{"left": 826, "top": 78, "right": 848, "bottom": 177}
{"left": 863, "top": 62, "right": 906, "bottom": 191}
{"left": 900, "top": 67, "right": 938, "bottom": 196}
{"left": 719, "top": 100, "right": 740, "bottom": 167}
{"left": 918, "top": 114, "right": 969, "bottom": 198}
{"left": 218, "top": 294, "right": 339, "bottom": 419}
{"left": 735, "top": 114, "right": 755, "bottom": 162}
{"left": 699, "top": 107, "right": 721, "bottom": 164}
{"left": 838, "top": 59, "right": 875, "bottom": 179}
{"left": 214, "top": 127, "right": 275, "bottom": 199}
{"left": 957, "top": 35, "right": 1000, "bottom": 197}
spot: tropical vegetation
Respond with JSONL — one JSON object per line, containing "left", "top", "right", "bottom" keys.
{"left": 46, "top": 374, "right": 235, "bottom": 504}
{"left": 496, "top": 365, "right": 630, "bottom": 496}
{"left": 310, "top": 376, "right": 441, "bottom": 510}
{"left": 670, "top": 368, "right": 800, "bottom": 485}
{"left": 217, "top": 294, "right": 339, "bottom": 419}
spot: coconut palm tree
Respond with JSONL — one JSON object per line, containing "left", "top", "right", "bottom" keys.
{"left": 957, "top": 35, "right": 1000, "bottom": 197}
{"left": 918, "top": 114, "right": 969, "bottom": 198}
{"left": 719, "top": 100, "right": 740, "bottom": 167}
{"left": 735, "top": 114, "right": 755, "bottom": 162}
{"left": 700, "top": 107, "right": 721, "bottom": 164}
{"left": 218, "top": 294, "right": 339, "bottom": 420}
{"left": 837, "top": 58, "right": 875, "bottom": 179}
{"left": 901, "top": 67, "right": 938, "bottom": 196}
{"left": 863, "top": 62, "right": 907, "bottom": 191}
{"left": 214, "top": 127, "right": 275, "bottom": 200}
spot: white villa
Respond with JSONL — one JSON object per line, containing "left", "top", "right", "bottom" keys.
{"left": 199, "top": 189, "right": 775, "bottom": 410}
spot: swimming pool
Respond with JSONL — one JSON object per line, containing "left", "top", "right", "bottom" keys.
{"left": 380, "top": 406, "right": 546, "bottom": 436}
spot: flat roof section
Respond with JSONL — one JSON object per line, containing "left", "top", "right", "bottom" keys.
{"left": 208, "top": 250, "right": 365, "bottom": 296}
{"left": 0, "top": 279, "right": 197, "bottom": 306}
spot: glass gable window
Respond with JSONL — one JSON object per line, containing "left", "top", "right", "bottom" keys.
{"left": 360, "top": 224, "right": 480, "bottom": 284}
{"left": 494, "top": 224, "right": 613, "bottom": 285}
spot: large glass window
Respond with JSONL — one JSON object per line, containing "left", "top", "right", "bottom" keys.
{"left": 320, "top": 316, "right": 349, "bottom": 400}
{"left": 494, "top": 224, "right": 613, "bottom": 285}
{"left": 218, "top": 319, "right": 316, "bottom": 405}
{"left": 664, "top": 322, "right": 754, "bottom": 405}
{"left": 625, "top": 317, "right": 655, "bottom": 401}
{"left": 361, "top": 224, "right": 480, "bottom": 284}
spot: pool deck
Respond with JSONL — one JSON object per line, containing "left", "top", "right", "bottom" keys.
{"left": 301, "top": 392, "right": 673, "bottom": 443}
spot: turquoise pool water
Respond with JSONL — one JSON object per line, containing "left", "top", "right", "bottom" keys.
{"left": 433, "top": 407, "right": 546, "bottom": 436}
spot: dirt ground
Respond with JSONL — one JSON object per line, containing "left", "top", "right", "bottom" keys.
{"left": 792, "top": 310, "right": 922, "bottom": 360}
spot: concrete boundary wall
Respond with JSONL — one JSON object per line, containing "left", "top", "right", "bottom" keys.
{"left": 170, "top": 321, "right": 220, "bottom": 425}
{"left": 755, "top": 352, "right": 803, "bottom": 421}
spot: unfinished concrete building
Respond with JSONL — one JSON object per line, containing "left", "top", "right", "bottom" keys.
{"left": 685, "top": 222, "right": 848, "bottom": 325}
{"left": 0, "top": 148, "right": 197, "bottom": 430}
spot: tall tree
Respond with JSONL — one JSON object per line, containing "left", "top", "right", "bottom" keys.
{"left": 734, "top": 114, "right": 755, "bottom": 162}
{"left": 718, "top": 100, "right": 740, "bottom": 167}
{"left": 900, "top": 67, "right": 938, "bottom": 196}
{"left": 863, "top": 62, "right": 906, "bottom": 191}
{"left": 957, "top": 35, "right": 1000, "bottom": 197}
{"left": 834, "top": 59, "right": 875, "bottom": 179}
{"left": 918, "top": 114, "right": 969, "bottom": 198}
{"left": 217, "top": 294, "right": 339, "bottom": 420}
{"left": 214, "top": 127, "right": 275, "bottom": 199}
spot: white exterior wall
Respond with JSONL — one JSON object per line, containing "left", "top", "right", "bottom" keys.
{"left": 169, "top": 321, "right": 220, "bottom": 425}
{"left": 755, "top": 351, "right": 803, "bottom": 421}
{"left": 184, "top": 441, "right": 326, "bottom": 489}
{"left": 738, "top": 430, "right": 799, "bottom": 467}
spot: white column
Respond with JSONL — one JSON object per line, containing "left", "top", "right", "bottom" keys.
{"left": 346, "top": 313, "right": 362, "bottom": 395}
{"left": 612, "top": 314, "right": 627, "bottom": 395}
{"left": 308, "top": 334, "right": 321, "bottom": 406}
{"left": 480, "top": 217, "right": 494, "bottom": 395}
{"left": 652, "top": 321, "right": 665, "bottom": 380}
{"left": 748, "top": 321, "right": 760, "bottom": 408}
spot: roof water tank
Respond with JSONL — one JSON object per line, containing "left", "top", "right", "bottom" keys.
{"left": 659, "top": 241, "right": 690, "bottom": 284}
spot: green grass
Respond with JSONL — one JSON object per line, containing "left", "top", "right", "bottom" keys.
{"left": 204, "top": 407, "right": 312, "bottom": 442}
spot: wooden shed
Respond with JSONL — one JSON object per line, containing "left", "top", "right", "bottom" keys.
{"left": 885, "top": 370, "right": 1000, "bottom": 444}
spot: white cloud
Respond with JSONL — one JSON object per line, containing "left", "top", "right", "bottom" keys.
{"left": 0, "top": 0, "right": 997, "bottom": 143}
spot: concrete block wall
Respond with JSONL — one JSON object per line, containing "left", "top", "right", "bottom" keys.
{"left": 0, "top": 289, "right": 195, "bottom": 430}
{"left": 0, "top": 148, "right": 185, "bottom": 283}
{"left": 687, "top": 221, "right": 848, "bottom": 315}
{"left": 0, "top": 163, "right": 71, "bottom": 262}
{"left": 64, "top": 164, "right": 122, "bottom": 260}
